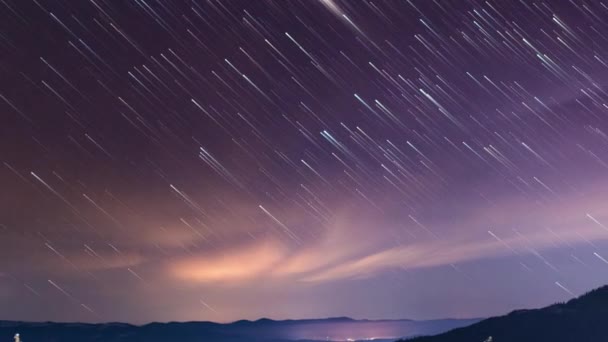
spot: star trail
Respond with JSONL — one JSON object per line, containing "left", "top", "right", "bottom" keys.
{"left": 3, "top": 0, "right": 608, "bottom": 323}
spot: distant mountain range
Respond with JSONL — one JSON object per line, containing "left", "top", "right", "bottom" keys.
{"left": 0, "top": 316, "right": 479, "bottom": 342}
{"left": 404, "top": 285, "right": 608, "bottom": 342}
{"left": 8, "top": 284, "right": 608, "bottom": 342}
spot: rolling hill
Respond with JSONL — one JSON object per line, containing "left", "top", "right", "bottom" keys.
{"left": 403, "top": 285, "right": 608, "bottom": 342}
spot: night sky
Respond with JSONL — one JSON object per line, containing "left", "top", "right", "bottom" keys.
{"left": 3, "top": 0, "right": 608, "bottom": 324}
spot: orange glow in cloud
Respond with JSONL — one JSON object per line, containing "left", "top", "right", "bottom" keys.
{"left": 170, "top": 239, "right": 287, "bottom": 283}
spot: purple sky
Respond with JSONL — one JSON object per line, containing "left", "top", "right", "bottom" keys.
{"left": 3, "top": 0, "right": 608, "bottom": 324}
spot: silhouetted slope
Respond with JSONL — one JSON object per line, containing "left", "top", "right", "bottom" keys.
{"left": 404, "top": 285, "right": 608, "bottom": 342}
{"left": 0, "top": 316, "right": 478, "bottom": 342}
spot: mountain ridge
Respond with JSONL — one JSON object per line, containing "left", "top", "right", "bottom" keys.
{"left": 0, "top": 316, "right": 480, "bottom": 342}
{"left": 404, "top": 285, "right": 608, "bottom": 342}
{"left": 0, "top": 316, "right": 419, "bottom": 327}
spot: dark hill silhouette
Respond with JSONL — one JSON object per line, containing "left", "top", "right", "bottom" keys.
{"left": 0, "top": 316, "right": 479, "bottom": 342}
{"left": 403, "top": 285, "right": 608, "bottom": 342}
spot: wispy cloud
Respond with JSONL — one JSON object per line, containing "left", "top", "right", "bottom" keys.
{"left": 167, "top": 181, "right": 608, "bottom": 284}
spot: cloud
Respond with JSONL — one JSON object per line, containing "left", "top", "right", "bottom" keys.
{"left": 298, "top": 228, "right": 604, "bottom": 282}
{"left": 295, "top": 182, "right": 608, "bottom": 282}
{"left": 273, "top": 214, "right": 391, "bottom": 276}
{"left": 166, "top": 180, "right": 608, "bottom": 285}
{"left": 170, "top": 238, "right": 288, "bottom": 283}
